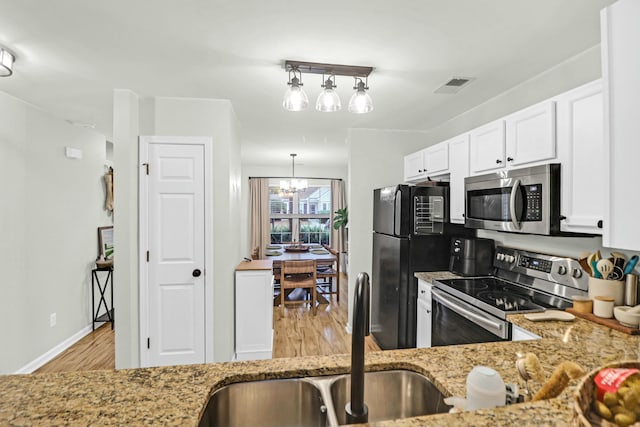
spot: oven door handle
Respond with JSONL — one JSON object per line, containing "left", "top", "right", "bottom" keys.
{"left": 431, "top": 289, "right": 507, "bottom": 339}
{"left": 509, "top": 179, "right": 522, "bottom": 230}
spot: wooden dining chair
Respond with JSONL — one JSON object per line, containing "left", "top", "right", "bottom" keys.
{"left": 281, "top": 260, "right": 317, "bottom": 315}
{"left": 317, "top": 245, "right": 340, "bottom": 302}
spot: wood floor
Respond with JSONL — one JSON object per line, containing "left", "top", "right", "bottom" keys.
{"left": 36, "top": 273, "right": 380, "bottom": 373}
{"left": 35, "top": 323, "right": 115, "bottom": 373}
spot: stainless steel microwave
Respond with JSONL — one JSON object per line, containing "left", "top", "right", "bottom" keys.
{"left": 464, "top": 163, "right": 561, "bottom": 235}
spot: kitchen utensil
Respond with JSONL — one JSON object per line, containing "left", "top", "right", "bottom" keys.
{"left": 593, "top": 296, "right": 615, "bottom": 318}
{"left": 610, "top": 252, "right": 627, "bottom": 280}
{"left": 624, "top": 255, "right": 639, "bottom": 275}
{"left": 625, "top": 274, "right": 638, "bottom": 306}
{"left": 587, "top": 252, "right": 599, "bottom": 278}
{"left": 578, "top": 256, "right": 591, "bottom": 276}
{"left": 596, "top": 258, "right": 614, "bottom": 280}
{"left": 591, "top": 259, "right": 601, "bottom": 279}
{"left": 524, "top": 310, "right": 575, "bottom": 322}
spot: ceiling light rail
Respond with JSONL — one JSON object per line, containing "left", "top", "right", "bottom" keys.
{"left": 282, "top": 60, "right": 374, "bottom": 114}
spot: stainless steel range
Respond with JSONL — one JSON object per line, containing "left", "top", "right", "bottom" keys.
{"left": 424, "top": 246, "right": 589, "bottom": 347}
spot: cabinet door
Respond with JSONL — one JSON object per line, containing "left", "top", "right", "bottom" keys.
{"left": 602, "top": 0, "right": 640, "bottom": 250}
{"left": 505, "top": 101, "right": 556, "bottom": 167}
{"left": 235, "top": 270, "right": 273, "bottom": 360}
{"left": 469, "top": 120, "right": 505, "bottom": 174}
{"left": 404, "top": 149, "right": 427, "bottom": 182}
{"left": 416, "top": 280, "right": 432, "bottom": 349}
{"left": 557, "top": 80, "right": 604, "bottom": 234}
{"left": 448, "top": 134, "right": 470, "bottom": 224}
{"left": 424, "top": 142, "right": 449, "bottom": 176}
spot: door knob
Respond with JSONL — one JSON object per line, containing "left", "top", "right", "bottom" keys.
{"left": 192, "top": 269, "right": 202, "bottom": 277}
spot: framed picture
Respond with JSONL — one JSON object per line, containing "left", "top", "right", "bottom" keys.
{"left": 98, "top": 226, "right": 114, "bottom": 259}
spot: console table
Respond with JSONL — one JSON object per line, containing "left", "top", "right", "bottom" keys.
{"left": 92, "top": 266, "right": 114, "bottom": 330}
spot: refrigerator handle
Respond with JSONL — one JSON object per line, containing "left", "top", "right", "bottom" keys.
{"left": 394, "top": 186, "right": 403, "bottom": 236}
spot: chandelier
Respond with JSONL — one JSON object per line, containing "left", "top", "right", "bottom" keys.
{"left": 280, "top": 153, "right": 308, "bottom": 196}
{"left": 282, "top": 60, "right": 374, "bottom": 113}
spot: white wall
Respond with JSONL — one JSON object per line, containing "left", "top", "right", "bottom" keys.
{"left": 0, "top": 90, "right": 109, "bottom": 374}
{"left": 114, "top": 95, "right": 242, "bottom": 367}
{"left": 113, "top": 89, "right": 140, "bottom": 369}
{"left": 346, "top": 129, "right": 429, "bottom": 328}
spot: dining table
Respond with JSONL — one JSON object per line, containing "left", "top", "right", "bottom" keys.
{"left": 265, "top": 244, "right": 337, "bottom": 305}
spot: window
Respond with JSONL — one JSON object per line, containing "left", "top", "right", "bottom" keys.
{"left": 269, "top": 180, "right": 332, "bottom": 245}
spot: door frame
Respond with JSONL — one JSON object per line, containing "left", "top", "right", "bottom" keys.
{"left": 138, "top": 135, "right": 214, "bottom": 367}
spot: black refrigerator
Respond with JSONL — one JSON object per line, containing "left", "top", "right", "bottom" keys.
{"left": 371, "top": 183, "right": 474, "bottom": 350}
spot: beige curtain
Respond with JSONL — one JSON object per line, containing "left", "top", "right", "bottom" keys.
{"left": 330, "top": 179, "right": 346, "bottom": 253}
{"left": 249, "top": 178, "right": 271, "bottom": 259}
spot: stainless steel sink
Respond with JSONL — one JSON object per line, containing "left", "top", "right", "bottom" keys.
{"left": 198, "top": 370, "right": 449, "bottom": 427}
{"left": 198, "top": 378, "right": 327, "bottom": 427}
{"left": 329, "top": 370, "right": 450, "bottom": 425}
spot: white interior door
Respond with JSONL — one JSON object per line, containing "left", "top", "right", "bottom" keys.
{"left": 140, "top": 136, "right": 209, "bottom": 367}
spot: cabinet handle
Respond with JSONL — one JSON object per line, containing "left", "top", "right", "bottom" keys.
{"left": 496, "top": 159, "right": 503, "bottom": 164}
{"left": 560, "top": 215, "right": 567, "bottom": 221}
{"left": 507, "top": 157, "right": 514, "bottom": 162}
{"left": 192, "top": 269, "right": 202, "bottom": 277}
{"left": 597, "top": 220, "right": 603, "bottom": 229}
{"left": 418, "top": 169, "right": 423, "bottom": 173}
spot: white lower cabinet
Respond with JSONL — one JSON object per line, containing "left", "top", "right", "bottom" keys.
{"left": 235, "top": 266, "right": 273, "bottom": 360}
{"left": 556, "top": 80, "right": 604, "bottom": 235}
{"left": 416, "top": 280, "right": 432, "bottom": 348}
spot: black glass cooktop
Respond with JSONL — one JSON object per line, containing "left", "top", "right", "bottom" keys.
{"left": 434, "top": 277, "right": 556, "bottom": 315}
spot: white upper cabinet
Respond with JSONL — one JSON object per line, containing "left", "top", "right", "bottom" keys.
{"left": 404, "top": 141, "right": 450, "bottom": 183}
{"left": 504, "top": 101, "right": 556, "bottom": 167}
{"left": 448, "top": 134, "right": 470, "bottom": 224}
{"left": 601, "top": 0, "right": 640, "bottom": 250}
{"left": 469, "top": 119, "right": 505, "bottom": 174}
{"left": 424, "top": 142, "right": 449, "bottom": 176}
{"left": 404, "top": 149, "right": 427, "bottom": 183}
{"left": 556, "top": 80, "right": 604, "bottom": 235}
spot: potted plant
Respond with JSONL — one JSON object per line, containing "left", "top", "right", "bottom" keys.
{"left": 333, "top": 207, "right": 348, "bottom": 230}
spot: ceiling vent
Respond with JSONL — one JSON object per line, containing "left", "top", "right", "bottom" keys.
{"left": 434, "top": 76, "right": 475, "bottom": 94}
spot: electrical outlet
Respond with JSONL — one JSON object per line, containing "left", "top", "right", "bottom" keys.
{"left": 50, "top": 313, "right": 56, "bottom": 327}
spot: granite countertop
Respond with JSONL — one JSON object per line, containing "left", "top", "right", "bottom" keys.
{"left": 2, "top": 272, "right": 639, "bottom": 426}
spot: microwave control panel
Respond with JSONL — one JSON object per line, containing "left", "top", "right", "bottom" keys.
{"left": 524, "top": 184, "right": 542, "bottom": 221}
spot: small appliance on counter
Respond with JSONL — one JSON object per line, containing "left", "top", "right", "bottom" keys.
{"left": 449, "top": 237, "right": 495, "bottom": 276}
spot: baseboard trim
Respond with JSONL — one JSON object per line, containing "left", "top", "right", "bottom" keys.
{"left": 14, "top": 324, "right": 93, "bottom": 374}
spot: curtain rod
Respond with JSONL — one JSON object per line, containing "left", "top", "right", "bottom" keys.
{"left": 249, "top": 176, "right": 342, "bottom": 181}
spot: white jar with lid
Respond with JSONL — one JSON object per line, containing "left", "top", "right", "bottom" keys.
{"left": 466, "top": 366, "right": 506, "bottom": 410}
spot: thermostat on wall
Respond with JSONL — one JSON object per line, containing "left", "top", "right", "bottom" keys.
{"left": 65, "top": 147, "right": 83, "bottom": 159}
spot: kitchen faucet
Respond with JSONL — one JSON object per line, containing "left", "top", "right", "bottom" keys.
{"left": 345, "top": 272, "right": 370, "bottom": 424}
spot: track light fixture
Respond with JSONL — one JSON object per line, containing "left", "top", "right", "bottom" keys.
{"left": 282, "top": 67, "right": 309, "bottom": 111}
{"left": 348, "top": 77, "right": 374, "bottom": 114}
{"left": 283, "top": 60, "right": 374, "bottom": 114}
{"left": 316, "top": 74, "right": 341, "bottom": 112}
{"left": 0, "top": 47, "right": 16, "bottom": 77}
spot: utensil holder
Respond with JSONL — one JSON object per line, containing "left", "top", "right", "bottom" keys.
{"left": 588, "top": 277, "right": 624, "bottom": 306}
